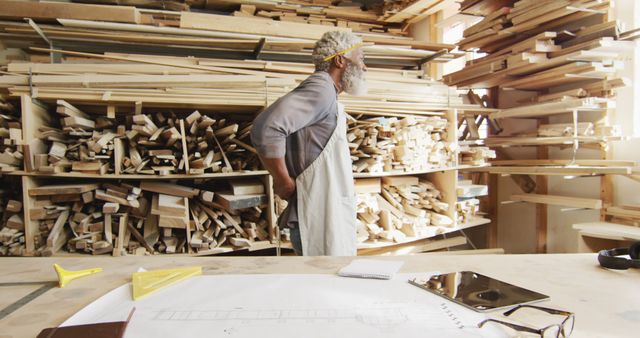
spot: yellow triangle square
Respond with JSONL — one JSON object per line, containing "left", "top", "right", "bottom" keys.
{"left": 132, "top": 266, "right": 202, "bottom": 301}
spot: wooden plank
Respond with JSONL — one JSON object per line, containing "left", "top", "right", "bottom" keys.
{"left": 180, "top": 11, "right": 350, "bottom": 40}
{"left": 113, "top": 214, "right": 127, "bottom": 257}
{"left": 140, "top": 181, "right": 199, "bottom": 198}
{"left": 0, "top": 1, "right": 141, "bottom": 24}
{"left": 179, "top": 119, "right": 190, "bottom": 174}
{"left": 511, "top": 193, "right": 602, "bottom": 209}
{"left": 56, "top": 100, "right": 90, "bottom": 119}
{"left": 354, "top": 178, "right": 381, "bottom": 194}
{"left": 381, "top": 176, "right": 419, "bottom": 186}
{"left": 46, "top": 210, "right": 70, "bottom": 255}
{"left": 157, "top": 194, "right": 187, "bottom": 215}
{"left": 479, "top": 135, "right": 621, "bottom": 147}
{"left": 465, "top": 165, "right": 632, "bottom": 175}
{"left": 492, "top": 98, "right": 608, "bottom": 119}
{"left": 490, "top": 159, "right": 636, "bottom": 167}
{"left": 215, "top": 193, "right": 267, "bottom": 210}
{"left": 573, "top": 222, "right": 640, "bottom": 241}
{"left": 229, "top": 180, "right": 265, "bottom": 195}
{"left": 606, "top": 207, "right": 640, "bottom": 220}
{"left": 29, "top": 184, "right": 99, "bottom": 196}
{"left": 113, "top": 138, "right": 124, "bottom": 175}
{"left": 95, "top": 189, "right": 140, "bottom": 208}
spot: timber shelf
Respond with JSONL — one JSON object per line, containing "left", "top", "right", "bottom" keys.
{"left": 461, "top": 136, "right": 627, "bottom": 147}
{"left": 489, "top": 98, "right": 613, "bottom": 119}
{"left": 353, "top": 166, "right": 458, "bottom": 178}
{"left": 356, "top": 217, "right": 489, "bottom": 253}
{"left": 463, "top": 165, "right": 633, "bottom": 176}
{"left": 3, "top": 171, "right": 270, "bottom": 180}
{"left": 353, "top": 164, "right": 494, "bottom": 178}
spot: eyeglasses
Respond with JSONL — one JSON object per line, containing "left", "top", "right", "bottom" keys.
{"left": 478, "top": 305, "right": 575, "bottom": 338}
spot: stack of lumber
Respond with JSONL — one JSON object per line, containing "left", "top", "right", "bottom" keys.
{"left": 458, "top": 145, "right": 495, "bottom": 166}
{"left": 348, "top": 115, "right": 455, "bottom": 174}
{"left": 448, "top": 0, "right": 633, "bottom": 176}
{"left": 354, "top": 176, "right": 454, "bottom": 244}
{"left": 457, "top": 0, "right": 612, "bottom": 53}
{"left": 28, "top": 180, "right": 270, "bottom": 256}
{"left": 32, "top": 101, "right": 258, "bottom": 175}
{"left": 1, "top": 53, "right": 466, "bottom": 113}
{"left": 446, "top": 0, "right": 633, "bottom": 91}
{"left": 0, "top": 183, "right": 25, "bottom": 256}
{"left": 381, "top": 0, "right": 456, "bottom": 25}
{"left": 0, "top": 0, "right": 460, "bottom": 67}
{"left": 199, "top": 0, "right": 459, "bottom": 42}
{"left": 73, "top": 0, "right": 191, "bottom": 11}
{"left": 0, "top": 97, "right": 22, "bottom": 172}
{"left": 459, "top": 0, "right": 516, "bottom": 16}
{"left": 0, "top": 51, "right": 470, "bottom": 178}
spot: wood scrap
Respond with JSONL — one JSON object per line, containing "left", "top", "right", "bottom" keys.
{"left": 355, "top": 176, "right": 454, "bottom": 245}
{"left": 26, "top": 180, "right": 272, "bottom": 256}
{"left": 349, "top": 115, "right": 455, "bottom": 174}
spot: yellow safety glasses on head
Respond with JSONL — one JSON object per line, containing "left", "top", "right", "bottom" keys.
{"left": 323, "top": 43, "right": 364, "bottom": 62}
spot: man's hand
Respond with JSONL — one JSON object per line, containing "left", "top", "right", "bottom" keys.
{"left": 274, "top": 176, "right": 296, "bottom": 200}
{"left": 259, "top": 157, "right": 296, "bottom": 200}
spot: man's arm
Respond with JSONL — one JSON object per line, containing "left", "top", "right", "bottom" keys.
{"left": 260, "top": 157, "right": 295, "bottom": 200}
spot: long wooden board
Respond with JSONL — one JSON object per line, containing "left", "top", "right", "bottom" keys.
{"left": 180, "top": 12, "right": 350, "bottom": 40}
{"left": 511, "top": 193, "right": 602, "bottom": 209}
{"left": 0, "top": 1, "right": 141, "bottom": 24}
{"left": 29, "top": 184, "right": 99, "bottom": 196}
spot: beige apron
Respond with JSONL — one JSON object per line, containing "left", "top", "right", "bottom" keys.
{"left": 296, "top": 102, "right": 356, "bottom": 256}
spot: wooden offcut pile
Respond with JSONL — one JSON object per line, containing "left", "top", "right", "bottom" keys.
{"left": 0, "top": 98, "right": 22, "bottom": 172}
{"left": 28, "top": 180, "right": 271, "bottom": 256}
{"left": 0, "top": 180, "right": 24, "bottom": 256}
{"left": 349, "top": 115, "right": 455, "bottom": 174}
{"left": 355, "top": 176, "right": 454, "bottom": 244}
{"left": 33, "top": 100, "right": 258, "bottom": 175}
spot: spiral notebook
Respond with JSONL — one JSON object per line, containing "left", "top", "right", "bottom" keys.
{"left": 338, "top": 259, "right": 404, "bottom": 280}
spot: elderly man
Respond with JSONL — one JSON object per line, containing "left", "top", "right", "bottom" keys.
{"left": 251, "top": 31, "right": 367, "bottom": 256}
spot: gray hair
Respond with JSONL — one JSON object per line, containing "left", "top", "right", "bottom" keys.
{"left": 312, "top": 31, "right": 363, "bottom": 72}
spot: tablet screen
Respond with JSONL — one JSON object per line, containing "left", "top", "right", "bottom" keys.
{"left": 409, "top": 271, "right": 550, "bottom": 312}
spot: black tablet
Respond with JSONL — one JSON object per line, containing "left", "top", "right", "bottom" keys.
{"left": 409, "top": 271, "right": 550, "bottom": 312}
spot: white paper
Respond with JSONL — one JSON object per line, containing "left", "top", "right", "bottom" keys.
{"left": 63, "top": 273, "right": 508, "bottom": 338}
{"left": 338, "top": 259, "right": 404, "bottom": 279}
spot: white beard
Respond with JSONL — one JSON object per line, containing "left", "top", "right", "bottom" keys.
{"left": 341, "top": 62, "right": 367, "bottom": 96}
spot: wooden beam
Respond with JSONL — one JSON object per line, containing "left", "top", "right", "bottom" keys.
{"left": 0, "top": 1, "right": 141, "bottom": 24}
{"left": 29, "top": 184, "right": 99, "bottom": 196}
{"left": 139, "top": 181, "right": 199, "bottom": 198}
{"left": 490, "top": 159, "right": 637, "bottom": 167}
{"left": 511, "top": 193, "right": 603, "bottom": 209}
{"left": 465, "top": 166, "right": 632, "bottom": 175}
{"left": 180, "top": 11, "right": 350, "bottom": 40}
{"left": 606, "top": 207, "right": 640, "bottom": 220}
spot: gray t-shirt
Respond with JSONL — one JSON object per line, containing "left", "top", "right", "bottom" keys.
{"left": 251, "top": 71, "right": 339, "bottom": 228}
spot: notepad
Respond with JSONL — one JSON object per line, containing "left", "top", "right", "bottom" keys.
{"left": 338, "top": 259, "right": 404, "bottom": 280}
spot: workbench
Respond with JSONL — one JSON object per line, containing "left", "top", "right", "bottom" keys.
{"left": 0, "top": 254, "right": 637, "bottom": 338}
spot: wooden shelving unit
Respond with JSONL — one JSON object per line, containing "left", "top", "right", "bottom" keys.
{"left": 1, "top": 86, "right": 488, "bottom": 257}
{"left": 451, "top": 0, "right": 638, "bottom": 253}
